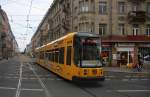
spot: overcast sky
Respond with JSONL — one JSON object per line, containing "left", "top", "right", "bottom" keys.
{"left": 1, "top": 0, "right": 53, "bottom": 52}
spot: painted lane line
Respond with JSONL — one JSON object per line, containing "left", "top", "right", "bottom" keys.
{"left": 15, "top": 63, "right": 23, "bottom": 97}
{"left": 5, "top": 76, "right": 19, "bottom": 79}
{"left": 131, "top": 79, "right": 138, "bottom": 81}
{"left": 56, "top": 78, "right": 62, "bottom": 81}
{"left": 105, "top": 78, "right": 111, "bottom": 81}
{"left": 141, "top": 79, "right": 149, "bottom": 81}
{"left": 125, "top": 75, "right": 131, "bottom": 78}
{"left": 0, "top": 86, "right": 16, "bottom": 90}
{"left": 116, "top": 90, "right": 150, "bottom": 93}
{"left": 122, "top": 79, "right": 129, "bottom": 81}
{"left": 27, "top": 63, "right": 53, "bottom": 97}
{"left": 47, "top": 78, "right": 55, "bottom": 81}
{"left": 106, "top": 76, "right": 115, "bottom": 78}
{"left": 21, "top": 88, "right": 44, "bottom": 91}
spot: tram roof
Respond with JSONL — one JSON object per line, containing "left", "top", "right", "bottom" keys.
{"left": 75, "top": 32, "right": 99, "bottom": 37}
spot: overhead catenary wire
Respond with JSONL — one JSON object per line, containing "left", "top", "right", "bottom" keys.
{"left": 1, "top": 0, "right": 52, "bottom": 51}
{"left": 24, "top": 0, "right": 34, "bottom": 46}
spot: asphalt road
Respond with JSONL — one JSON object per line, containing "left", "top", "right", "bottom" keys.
{"left": 0, "top": 55, "right": 150, "bottom": 97}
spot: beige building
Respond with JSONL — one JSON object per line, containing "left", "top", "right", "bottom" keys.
{"left": 32, "top": 0, "right": 150, "bottom": 66}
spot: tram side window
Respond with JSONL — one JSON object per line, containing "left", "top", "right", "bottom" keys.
{"left": 59, "top": 47, "right": 64, "bottom": 64}
{"left": 45, "top": 53, "right": 48, "bottom": 59}
{"left": 55, "top": 49, "right": 59, "bottom": 63}
{"left": 66, "top": 46, "right": 72, "bottom": 65}
{"left": 48, "top": 52, "right": 52, "bottom": 61}
{"left": 40, "top": 52, "right": 44, "bottom": 59}
{"left": 52, "top": 51, "right": 55, "bottom": 62}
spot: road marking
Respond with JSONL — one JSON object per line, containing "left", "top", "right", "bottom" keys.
{"left": 125, "top": 75, "right": 131, "bottom": 78}
{"left": 131, "top": 79, "right": 138, "bottom": 81}
{"left": 28, "top": 63, "right": 53, "bottom": 97}
{"left": 106, "top": 76, "right": 115, "bottom": 78}
{"left": 21, "top": 88, "right": 43, "bottom": 91}
{"left": 141, "top": 79, "right": 149, "bottom": 81}
{"left": 105, "top": 78, "right": 111, "bottom": 81}
{"left": 116, "top": 90, "right": 150, "bottom": 92}
{"left": 56, "top": 78, "right": 62, "bottom": 80}
{"left": 15, "top": 63, "right": 23, "bottom": 97}
{"left": 5, "top": 76, "right": 19, "bottom": 79}
{"left": 0, "top": 86, "right": 16, "bottom": 90}
{"left": 0, "top": 87, "right": 43, "bottom": 92}
{"left": 122, "top": 79, "right": 129, "bottom": 81}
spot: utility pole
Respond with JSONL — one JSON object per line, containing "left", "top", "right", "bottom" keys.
{"left": 108, "top": 0, "right": 113, "bottom": 66}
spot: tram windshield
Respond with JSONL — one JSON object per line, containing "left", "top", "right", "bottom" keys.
{"left": 74, "top": 36, "right": 102, "bottom": 68}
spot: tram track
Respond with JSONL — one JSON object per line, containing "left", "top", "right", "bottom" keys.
{"left": 73, "top": 83, "right": 101, "bottom": 97}
{"left": 74, "top": 82, "right": 137, "bottom": 97}
{"left": 27, "top": 63, "right": 53, "bottom": 97}
{"left": 78, "top": 87, "right": 99, "bottom": 97}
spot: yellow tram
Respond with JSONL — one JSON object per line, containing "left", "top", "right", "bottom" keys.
{"left": 35, "top": 32, "right": 105, "bottom": 82}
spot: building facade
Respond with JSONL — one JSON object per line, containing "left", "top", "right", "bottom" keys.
{"left": 32, "top": 0, "right": 150, "bottom": 67}
{"left": 0, "top": 6, "right": 18, "bottom": 59}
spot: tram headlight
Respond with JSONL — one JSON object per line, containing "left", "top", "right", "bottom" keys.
{"left": 92, "top": 69, "right": 97, "bottom": 75}
{"left": 84, "top": 69, "right": 88, "bottom": 75}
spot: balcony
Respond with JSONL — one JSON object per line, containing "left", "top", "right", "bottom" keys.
{"left": 127, "top": 11, "right": 146, "bottom": 23}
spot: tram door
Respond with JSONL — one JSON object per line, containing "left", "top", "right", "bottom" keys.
{"left": 65, "top": 46, "right": 72, "bottom": 80}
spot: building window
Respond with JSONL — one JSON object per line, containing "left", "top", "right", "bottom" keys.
{"left": 132, "top": 3, "right": 139, "bottom": 11}
{"left": 79, "top": 1, "right": 89, "bottom": 13}
{"left": 147, "top": 3, "right": 150, "bottom": 14}
{"left": 99, "top": 2, "right": 107, "bottom": 14}
{"left": 99, "top": 24, "right": 107, "bottom": 36}
{"left": 90, "top": 0, "right": 95, "bottom": 12}
{"left": 146, "top": 24, "right": 150, "bottom": 36}
{"left": 118, "top": 2, "right": 126, "bottom": 14}
{"left": 118, "top": 24, "right": 125, "bottom": 35}
{"left": 132, "top": 24, "right": 139, "bottom": 36}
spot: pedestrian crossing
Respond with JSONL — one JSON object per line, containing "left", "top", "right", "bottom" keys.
{"left": 0, "top": 74, "right": 149, "bottom": 81}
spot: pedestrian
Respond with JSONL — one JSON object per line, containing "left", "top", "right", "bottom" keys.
{"left": 137, "top": 55, "right": 142, "bottom": 72}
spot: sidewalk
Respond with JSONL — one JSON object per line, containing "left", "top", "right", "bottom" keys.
{"left": 0, "top": 59, "right": 8, "bottom": 64}
{"left": 104, "top": 66, "right": 150, "bottom": 75}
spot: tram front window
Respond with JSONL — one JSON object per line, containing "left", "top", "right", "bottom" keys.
{"left": 82, "top": 44, "right": 99, "bottom": 60}
{"left": 74, "top": 37, "right": 102, "bottom": 68}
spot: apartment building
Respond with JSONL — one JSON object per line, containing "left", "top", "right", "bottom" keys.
{"left": 32, "top": 0, "right": 150, "bottom": 66}
{"left": 0, "top": 6, "right": 18, "bottom": 59}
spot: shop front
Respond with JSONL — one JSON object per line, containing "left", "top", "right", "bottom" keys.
{"left": 101, "top": 47, "right": 112, "bottom": 66}
{"left": 102, "top": 35, "right": 150, "bottom": 67}
{"left": 116, "top": 46, "right": 134, "bottom": 67}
